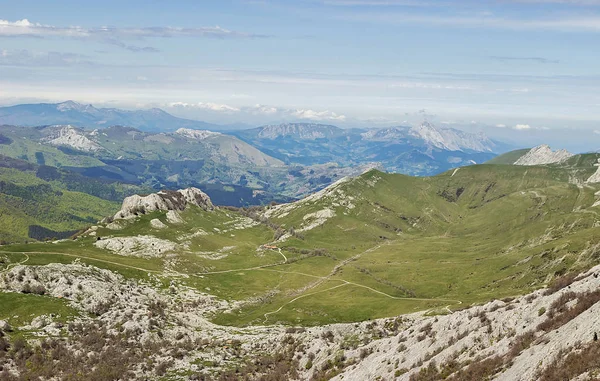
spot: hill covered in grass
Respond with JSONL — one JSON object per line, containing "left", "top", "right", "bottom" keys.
{"left": 2, "top": 160, "right": 599, "bottom": 325}
{"left": 0, "top": 156, "right": 135, "bottom": 243}
{"left": 2, "top": 159, "right": 600, "bottom": 379}
{"left": 0, "top": 124, "right": 372, "bottom": 204}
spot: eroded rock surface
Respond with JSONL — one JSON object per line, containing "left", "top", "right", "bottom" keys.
{"left": 94, "top": 235, "right": 177, "bottom": 257}
{"left": 114, "top": 188, "right": 214, "bottom": 220}
{"left": 515, "top": 144, "right": 573, "bottom": 166}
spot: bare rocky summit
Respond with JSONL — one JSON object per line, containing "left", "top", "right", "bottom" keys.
{"left": 42, "top": 125, "right": 104, "bottom": 152}
{"left": 114, "top": 187, "right": 214, "bottom": 220}
{"left": 174, "top": 128, "right": 221, "bottom": 140}
{"left": 515, "top": 144, "right": 574, "bottom": 166}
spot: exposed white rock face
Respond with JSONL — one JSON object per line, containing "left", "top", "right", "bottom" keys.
{"left": 0, "top": 320, "right": 11, "bottom": 331}
{"left": 150, "top": 218, "right": 167, "bottom": 229}
{"left": 44, "top": 125, "right": 103, "bottom": 152}
{"left": 585, "top": 159, "right": 600, "bottom": 183}
{"left": 263, "top": 176, "right": 352, "bottom": 220}
{"left": 175, "top": 128, "right": 220, "bottom": 140}
{"left": 94, "top": 235, "right": 177, "bottom": 257}
{"left": 166, "top": 210, "right": 184, "bottom": 224}
{"left": 298, "top": 208, "right": 336, "bottom": 232}
{"left": 409, "top": 121, "right": 495, "bottom": 152}
{"left": 514, "top": 144, "right": 574, "bottom": 165}
{"left": 114, "top": 187, "right": 213, "bottom": 220}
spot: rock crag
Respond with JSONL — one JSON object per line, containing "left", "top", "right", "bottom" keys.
{"left": 514, "top": 144, "right": 573, "bottom": 166}
{"left": 114, "top": 187, "right": 214, "bottom": 220}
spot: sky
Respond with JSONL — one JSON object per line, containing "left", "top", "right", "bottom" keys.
{"left": 0, "top": 0, "right": 599, "bottom": 150}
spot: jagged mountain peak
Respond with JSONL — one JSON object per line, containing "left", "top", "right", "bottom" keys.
{"left": 409, "top": 121, "right": 495, "bottom": 152}
{"left": 514, "top": 144, "right": 574, "bottom": 166}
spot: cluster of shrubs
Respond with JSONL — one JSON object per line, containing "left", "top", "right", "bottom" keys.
{"left": 538, "top": 289, "right": 600, "bottom": 332}
{"left": 536, "top": 340, "right": 600, "bottom": 381}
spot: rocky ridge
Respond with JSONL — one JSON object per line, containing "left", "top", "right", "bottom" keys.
{"left": 514, "top": 144, "right": 574, "bottom": 166}
{"left": 174, "top": 128, "right": 221, "bottom": 140}
{"left": 114, "top": 188, "right": 214, "bottom": 220}
{"left": 43, "top": 125, "right": 104, "bottom": 152}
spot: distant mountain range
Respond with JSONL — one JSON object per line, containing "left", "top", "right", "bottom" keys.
{"left": 0, "top": 123, "right": 375, "bottom": 205}
{"left": 0, "top": 101, "right": 516, "bottom": 200}
{"left": 233, "top": 121, "right": 512, "bottom": 176}
{"left": 0, "top": 100, "right": 224, "bottom": 132}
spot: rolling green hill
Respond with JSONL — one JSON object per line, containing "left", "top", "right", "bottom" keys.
{"left": 485, "top": 148, "right": 530, "bottom": 164}
{"left": 0, "top": 156, "right": 135, "bottom": 243}
{"left": 0, "top": 125, "right": 372, "bottom": 204}
{"left": 3, "top": 161, "right": 599, "bottom": 326}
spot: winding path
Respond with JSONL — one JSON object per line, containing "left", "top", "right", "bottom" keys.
{"left": 0, "top": 251, "right": 161, "bottom": 274}
{"left": 260, "top": 241, "right": 463, "bottom": 322}
{"left": 1, "top": 247, "right": 463, "bottom": 324}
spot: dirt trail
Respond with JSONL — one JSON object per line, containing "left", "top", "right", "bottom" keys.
{"left": 0, "top": 251, "right": 160, "bottom": 274}
{"left": 261, "top": 241, "right": 463, "bottom": 323}
{"left": 2, "top": 249, "right": 463, "bottom": 324}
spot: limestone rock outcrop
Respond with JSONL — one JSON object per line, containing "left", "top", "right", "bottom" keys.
{"left": 114, "top": 187, "right": 213, "bottom": 220}
{"left": 514, "top": 144, "right": 573, "bottom": 166}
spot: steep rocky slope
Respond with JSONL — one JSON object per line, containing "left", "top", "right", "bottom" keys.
{"left": 514, "top": 144, "right": 574, "bottom": 165}
{"left": 2, "top": 257, "right": 600, "bottom": 380}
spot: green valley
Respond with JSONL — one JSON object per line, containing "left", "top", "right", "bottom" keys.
{"left": 2, "top": 154, "right": 599, "bottom": 327}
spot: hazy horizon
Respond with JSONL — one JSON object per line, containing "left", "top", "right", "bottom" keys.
{"left": 1, "top": 0, "right": 599, "bottom": 151}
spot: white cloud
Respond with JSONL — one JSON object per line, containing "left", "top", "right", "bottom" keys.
{"left": 338, "top": 12, "right": 600, "bottom": 32}
{"left": 0, "top": 19, "right": 269, "bottom": 52}
{"left": 250, "top": 104, "right": 279, "bottom": 115}
{"left": 513, "top": 124, "right": 549, "bottom": 130}
{"left": 594, "top": 129, "right": 600, "bottom": 134}
{"left": 169, "top": 102, "right": 240, "bottom": 112}
{"left": 248, "top": 104, "right": 346, "bottom": 121}
{"left": 0, "top": 48, "right": 93, "bottom": 66}
{"left": 323, "top": 0, "right": 443, "bottom": 6}
{"left": 291, "top": 108, "right": 346, "bottom": 121}
{"left": 494, "top": 123, "right": 549, "bottom": 130}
